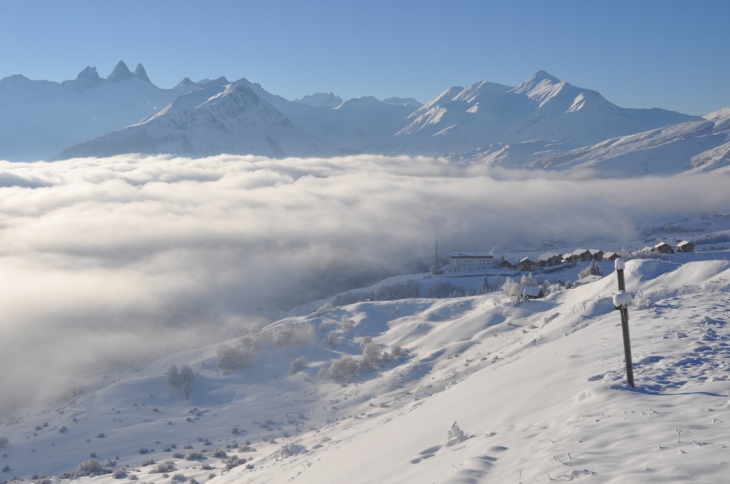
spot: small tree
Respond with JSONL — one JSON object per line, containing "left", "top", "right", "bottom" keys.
{"left": 166, "top": 365, "right": 181, "bottom": 387}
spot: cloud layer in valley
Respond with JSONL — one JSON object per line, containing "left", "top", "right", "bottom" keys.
{"left": 0, "top": 153, "right": 728, "bottom": 413}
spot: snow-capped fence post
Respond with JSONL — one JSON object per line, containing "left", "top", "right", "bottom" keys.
{"left": 613, "top": 258, "right": 634, "bottom": 388}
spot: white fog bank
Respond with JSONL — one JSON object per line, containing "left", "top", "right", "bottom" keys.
{"left": 0, "top": 154, "right": 727, "bottom": 412}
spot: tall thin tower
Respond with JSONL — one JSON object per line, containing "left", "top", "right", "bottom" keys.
{"left": 433, "top": 240, "right": 444, "bottom": 275}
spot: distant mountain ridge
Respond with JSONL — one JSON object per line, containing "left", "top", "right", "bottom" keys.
{"left": 0, "top": 61, "right": 202, "bottom": 160}
{"left": 1, "top": 63, "right": 720, "bottom": 172}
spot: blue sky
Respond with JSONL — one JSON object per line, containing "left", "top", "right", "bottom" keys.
{"left": 1, "top": 0, "right": 729, "bottom": 115}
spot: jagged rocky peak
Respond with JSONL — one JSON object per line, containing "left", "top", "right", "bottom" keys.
{"left": 107, "top": 60, "right": 134, "bottom": 82}
{"left": 76, "top": 66, "right": 101, "bottom": 82}
{"left": 294, "top": 92, "right": 343, "bottom": 108}
{"left": 133, "top": 63, "right": 151, "bottom": 83}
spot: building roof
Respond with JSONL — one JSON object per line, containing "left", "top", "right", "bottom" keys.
{"left": 572, "top": 248, "right": 590, "bottom": 256}
{"left": 677, "top": 240, "right": 693, "bottom": 247}
{"left": 448, "top": 252, "right": 494, "bottom": 258}
{"left": 519, "top": 257, "right": 536, "bottom": 264}
{"left": 589, "top": 249, "right": 603, "bottom": 255}
{"left": 603, "top": 251, "right": 617, "bottom": 258}
{"left": 654, "top": 241, "right": 672, "bottom": 248}
{"left": 537, "top": 252, "right": 561, "bottom": 261}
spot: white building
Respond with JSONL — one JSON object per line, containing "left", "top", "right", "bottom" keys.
{"left": 448, "top": 252, "right": 499, "bottom": 272}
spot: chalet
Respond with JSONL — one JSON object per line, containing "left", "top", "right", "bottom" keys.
{"left": 566, "top": 248, "right": 592, "bottom": 263}
{"left": 603, "top": 251, "right": 620, "bottom": 261}
{"left": 518, "top": 257, "right": 537, "bottom": 272}
{"left": 537, "top": 252, "right": 562, "bottom": 267}
{"left": 676, "top": 241, "right": 694, "bottom": 253}
{"left": 448, "top": 252, "right": 497, "bottom": 272}
{"left": 500, "top": 258, "right": 519, "bottom": 270}
{"left": 589, "top": 249, "right": 604, "bottom": 261}
{"left": 653, "top": 242, "right": 674, "bottom": 254}
{"left": 520, "top": 286, "right": 544, "bottom": 299}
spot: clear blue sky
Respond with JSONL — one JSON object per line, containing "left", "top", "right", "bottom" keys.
{"left": 1, "top": 0, "right": 729, "bottom": 115}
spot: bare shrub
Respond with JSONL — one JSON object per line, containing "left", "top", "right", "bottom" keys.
{"left": 390, "top": 345, "right": 402, "bottom": 358}
{"left": 280, "top": 443, "right": 305, "bottom": 457}
{"left": 75, "top": 458, "right": 103, "bottom": 476}
{"left": 150, "top": 461, "right": 175, "bottom": 473}
{"left": 184, "top": 450, "right": 203, "bottom": 460}
{"left": 290, "top": 356, "right": 308, "bottom": 374}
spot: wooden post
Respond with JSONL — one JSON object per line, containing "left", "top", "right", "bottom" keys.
{"left": 614, "top": 259, "right": 634, "bottom": 388}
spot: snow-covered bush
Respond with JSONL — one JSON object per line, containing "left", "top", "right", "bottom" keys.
{"left": 428, "top": 281, "right": 459, "bottom": 298}
{"left": 171, "top": 473, "right": 187, "bottom": 482}
{"left": 313, "top": 303, "right": 334, "bottom": 317}
{"left": 340, "top": 315, "right": 355, "bottom": 331}
{"left": 328, "top": 356, "right": 365, "bottom": 380}
{"left": 390, "top": 345, "right": 402, "bottom": 358}
{"left": 317, "top": 367, "right": 329, "bottom": 379}
{"left": 578, "top": 261, "right": 604, "bottom": 279}
{"left": 0, "top": 437, "right": 8, "bottom": 449}
{"left": 112, "top": 468, "right": 127, "bottom": 479}
{"left": 75, "top": 458, "right": 103, "bottom": 476}
{"left": 167, "top": 364, "right": 195, "bottom": 388}
{"left": 501, "top": 277, "right": 520, "bottom": 297}
{"left": 273, "top": 322, "right": 313, "bottom": 346}
{"left": 630, "top": 290, "right": 655, "bottom": 310}
{"left": 362, "top": 343, "right": 384, "bottom": 369}
{"left": 376, "top": 280, "right": 420, "bottom": 300}
{"left": 280, "top": 443, "right": 305, "bottom": 457}
{"left": 446, "top": 422, "right": 467, "bottom": 445}
{"left": 325, "top": 330, "right": 339, "bottom": 347}
{"left": 216, "top": 343, "right": 254, "bottom": 370}
{"left": 290, "top": 356, "right": 308, "bottom": 374}
{"left": 520, "top": 273, "right": 538, "bottom": 287}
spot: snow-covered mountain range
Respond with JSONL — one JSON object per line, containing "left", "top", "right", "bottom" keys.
{"left": 0, "top": 61, "right": 201, "bottom": 161}
{"left": 4, "top": 63, "right": 729, "bottom": 176}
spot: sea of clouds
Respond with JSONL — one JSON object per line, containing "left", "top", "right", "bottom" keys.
{"left": 0, "top": 154, "right": 728, "bottom": 413}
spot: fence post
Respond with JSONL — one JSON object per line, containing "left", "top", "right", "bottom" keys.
{"left": 614, "top": 258, "right": 635, "bottom": 388}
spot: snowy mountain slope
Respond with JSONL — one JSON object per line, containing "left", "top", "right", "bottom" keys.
{"left": 3, "top": 256, "right": 730, "bottom": 482}
{"left": 382, "top": 97, "right": 423, "bottom": 108}
{"left": 511, "top": 108, "right": 730, "bottom": 177}
{"left": 54, "top": 83, "right": 338, "bottom": 159}
{"left": 0, "top": 61, "right": 198, "bottom": 161}
{"left": 387, "top": 71, "right": 700, "bottom": 156}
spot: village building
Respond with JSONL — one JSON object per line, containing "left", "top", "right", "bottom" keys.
{"left": 448, "top": 252, "right": 498, "bottom": 272}
{"left": 520, "top": 286, "right": 544, "bottom": 299}
{"left": 566, "top": 248, "right": 592, "bottom": 263}
{"left": 653, "top": 242, "right": 674, "bottom": 254}
{"left": 676, "top": 240, "right": 694, "bottom": 253}
{"left": 518, "top": 257, "right": 537, "bottom": 272}
{"left": 603, "top": 251, "right": 620, "bottom": 261}
{"left": 500, "top": 258, "right": 519, "bottom": 270}
{"left": 537, "top": 252, "right": 562, "bottom": 267}
{"left": 589, "top": 249, "right": 604, "bottom": 261}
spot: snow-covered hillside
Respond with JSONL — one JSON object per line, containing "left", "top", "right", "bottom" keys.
{"left": 388, "top": 71, "right": 699, "bottom": 156}
{"left": 3, "top": 254, "right": 730, "bottom": 482}
{"left": 0, "top": 61, "right": 199, "bottom": 161}
{"left": 462, "top": 107, "right": 730, "bottom": 177}
{"left": 55, "top": 83, "right": 338, "bottom": 159}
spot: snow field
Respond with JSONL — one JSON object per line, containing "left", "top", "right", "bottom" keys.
{"left": 1, "top": 259, "right": 730, "bottom": 482}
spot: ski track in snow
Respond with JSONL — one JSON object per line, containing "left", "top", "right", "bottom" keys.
{"left": 1, "top": 258, "right": 730, "bottom": 482}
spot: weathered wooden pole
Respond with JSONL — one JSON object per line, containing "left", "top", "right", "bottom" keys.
{"left": 613, "top": 258, "right": 634, "bottom": 388}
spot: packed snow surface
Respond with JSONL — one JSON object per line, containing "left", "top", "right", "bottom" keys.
{"left": 3, "top": 258, "right": 730, "bottom": 483}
